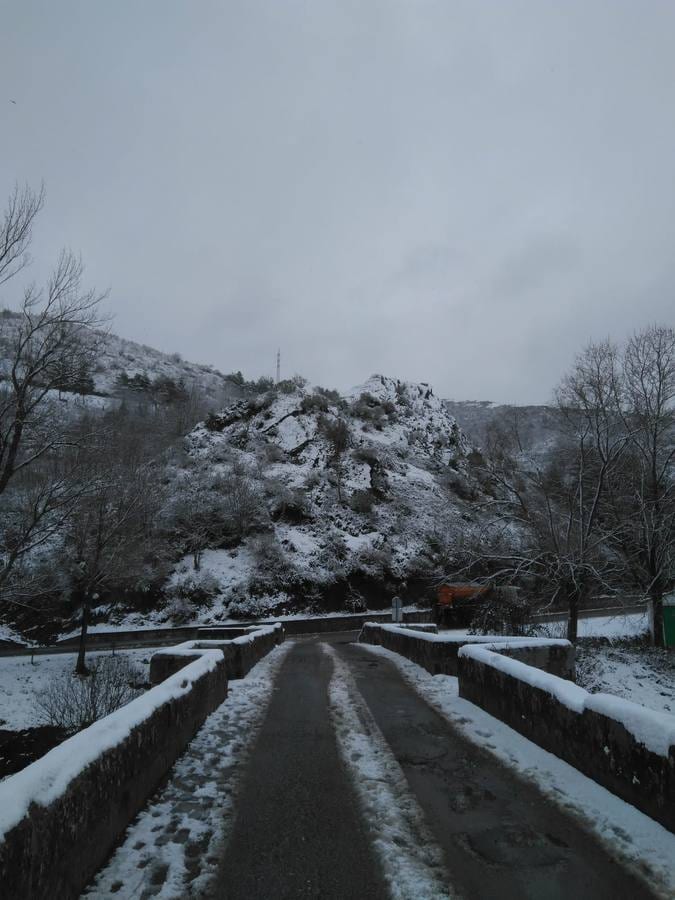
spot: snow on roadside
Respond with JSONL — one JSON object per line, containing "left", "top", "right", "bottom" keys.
{"left": 83, "top": 642, "right": 291, "bottom": 899}
{"left": 578, "top": 611, "right": 649, "bottom": 638}
{"left": 576, "top": 644, "right": 675, "bottom": 716}
{"left": 0, "top": 622, "right": 27, "bottom": 646}
{"left": 0, "top": 648, "right": 164, "bottom": 732}
{"left": 536, "top": 611, "right": 649, "bottom": 640}
{"left": 322, "top": 644, "right": 454, "bottom": 900}
{"left": 359, "top": 643, "right": 675, "bottom": 900}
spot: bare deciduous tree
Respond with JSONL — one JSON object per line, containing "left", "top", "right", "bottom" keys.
{"left": 320, "top": 416, "right": 351, "bottom": 503}
{"left": 0, "top": 182, "right": 44, "bottom": 287}
{"left": 610, "top": 325, "right": 675, "bottom": 645}
{"left": 455, "top": 340, "right": 628, "bottom": 641}
{"left": 167, "top": 467, "right": 265, "bottom": 570}
{"left": 0, "top": 184, "right": 107, "bottom": 596}
{"left": 64, "top": 434, "right": 163, "bottom": 674}
{"left": 0, "top": 249, "right": 107, "bottom": 496}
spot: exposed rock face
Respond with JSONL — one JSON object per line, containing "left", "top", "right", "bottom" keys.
{"left": 176, "top": 374, "right": 487, "bottom": 619}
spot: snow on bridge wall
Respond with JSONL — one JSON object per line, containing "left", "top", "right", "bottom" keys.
{"left": 360, "top": 623, "right": 675, "bottom": 832}
{"left": 149, "top": 623, "right": 284, "bottom": 684}
{"left": 358, "top": 622, "right": 575, "bottom": 679}
{"left": 53, "top": 623, "right": 264, "bottom": 651}
{"left": 0, "top": 625, "right": 283, "bottom": 899}
{"left": 458, "top": 645, "right": 675, "bottom": 834}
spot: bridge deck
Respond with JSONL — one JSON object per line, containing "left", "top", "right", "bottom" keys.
{"left": 84, "top": 634, "right": 659, "bottom": 899}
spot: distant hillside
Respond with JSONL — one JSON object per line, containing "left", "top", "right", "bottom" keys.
{"left": 89, "top": 331, "right": 243, "bottom": 404}
{"left": 444, "top": 399, "right": 563, "bottom": 461}
{"left": 0, "top": 309, "right": 244, "bottom": 408}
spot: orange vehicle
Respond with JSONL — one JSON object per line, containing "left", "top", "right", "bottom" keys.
{"left": 435, "top": 584, "right": 491, "bottom": 628}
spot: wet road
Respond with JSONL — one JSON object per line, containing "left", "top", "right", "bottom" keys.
{"left": 212, "top": 635, "right": 657, "bottom": 899}
{"left": 213, "top": 638, "right": 388, "bottom": 900}
{"left": 338, "top": 640, "right": 653, "bottom": 900}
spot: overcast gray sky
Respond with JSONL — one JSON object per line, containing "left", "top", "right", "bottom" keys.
{"left": 2, "top": 1, "right": 674, "bottom": 403}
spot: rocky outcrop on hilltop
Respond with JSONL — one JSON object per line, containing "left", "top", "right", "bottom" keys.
{"left": 163, "top": 375, "right": 488, "bottom": 620}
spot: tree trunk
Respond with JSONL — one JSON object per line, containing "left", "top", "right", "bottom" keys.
{"left": 336, "top": 460, "right": 343, "bottom": 504}
{"left": 75, "top": 590, "right": 90, "bottom": 675}
{"left": 566, "top": 589, "right": 579, "bottom": 643}
{"left": 650, "top": 593, "right": 665, "bottom": 648}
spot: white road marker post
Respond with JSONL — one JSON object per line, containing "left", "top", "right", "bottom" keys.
{"left": 392, "top": 595, "right": 403, "bottom": 624}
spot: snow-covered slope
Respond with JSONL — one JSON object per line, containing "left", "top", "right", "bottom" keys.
{"left": 159, "top": 375, "right": 485, "bottom": 622}
{"left": 88, "top": 331, "right": 240, "bottom": 403}
{"left": 0, "top": 310, "right": 242, "bottom": 405}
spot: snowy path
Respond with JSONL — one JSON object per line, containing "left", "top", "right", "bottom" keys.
{"left": 83, "top": 643, "right": 292, "bottom": 898}
{"left": 212, "top": 638, "right": 389, "bottom": 900}
{"left": 82, "top": 634, "right": 671, "bottom": 899}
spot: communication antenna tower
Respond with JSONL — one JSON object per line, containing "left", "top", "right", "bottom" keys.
{"left": 276, "top": 348, "right": 281, "bottom": 384}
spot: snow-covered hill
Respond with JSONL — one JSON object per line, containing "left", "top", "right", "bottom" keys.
{"left": 89, "top": 331, "right": 241, "bottom": 403}
{"left": 152, "top": 375, "right": 487, "bottom": 623}
{"left": 0, "top": 309, "right": 242, "bottom": 406}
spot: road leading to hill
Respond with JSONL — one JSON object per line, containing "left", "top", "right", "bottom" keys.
{"left": 209, "top": 636, "right": 656, "bottom": 900}
{"left": 212, "top": 638, "right": 389, "bottom": 900}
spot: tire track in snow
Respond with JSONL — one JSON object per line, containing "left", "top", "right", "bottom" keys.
{"left": 322, "top": 643, "right": 457, "bottom": 900}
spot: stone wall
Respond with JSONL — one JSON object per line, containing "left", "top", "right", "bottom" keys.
{"left": 458, "top": 647, "right": 675, "bottom": 834}
{"left": 260, "top": 609, "right": 432, "bottom": 636}
{"left": 54, "top": 624, "right": 253, "bottom": 651}
{"left": 0, "top": 652, "right": 228, "bottom": 900}
{"left": 360, "top": 621, "right": 674, "bottom": 833}
{"left": 358, "top": 623, "right": 574, "bottom": 678}
{"left": 396, "top": 623, "right": 438, "bottom": 634}
{"left": 49, "top": 611, "right": 431, "bottom": 654}
{"left": 149, "top": 624, "right": 285, "bottom": 685}
{"left": 0, "top": 623, "right": 285, "bottom": 899}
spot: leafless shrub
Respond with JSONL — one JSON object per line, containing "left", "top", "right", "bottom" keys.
{"left": 344, "top": 584, "right": 366, "bottom": 612}
{"left": 468, "top": 590, "right": 534, "bottom": 636}
{"left": 318, "top": 415, "right": 351, "bottom": 502}
{"left": 349, "top": 489, "right": 375, "bottom": 514}
{"left": 300, "top": 392, "right": 329, "bottom": 414}
{"left": 356, "top": 544, "right": 393, "bottom": 577}
{"left": 36, "top": 655, "right": 143, "bottom": 733}
{"left": 352, "top": 445, "right": 379, "bottom": 465}
{"left": 167, "top": 569, "right": 221, "bottom": 608}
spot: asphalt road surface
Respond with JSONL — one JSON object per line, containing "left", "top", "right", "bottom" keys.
{"left": 338, "top": 640, "right": 653, "bottom": 900}
{"left": 211, "top": 635, "right": 657, "bottom": 900}
{"left": 212, "top": 637, "right": 389, "bottom": 900}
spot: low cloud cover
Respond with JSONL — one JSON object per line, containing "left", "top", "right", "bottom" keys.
{"left": 2, "top": 0, "right": 674, "bottom": 402}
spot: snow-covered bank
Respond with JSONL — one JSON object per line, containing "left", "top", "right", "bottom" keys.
{"left": 0, "top": 649, "right": 225, "bottom": 843}
{"left": 0, "top": 648, "right": 165, "bottom": 732}
{"left": 576, "top": 643, "right": 675, "bottom": 716}
{"left": 360, "top": 644, "right": 675, "bottom": 900}
{"left": 536, "top": 610, "right": 650, "bottom": 640}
